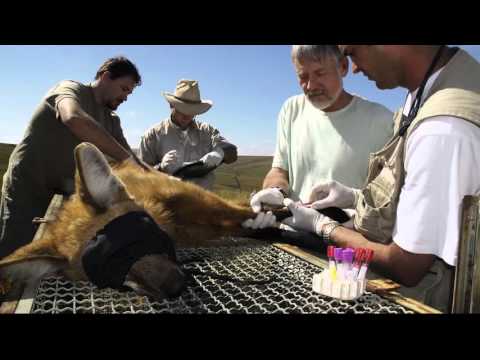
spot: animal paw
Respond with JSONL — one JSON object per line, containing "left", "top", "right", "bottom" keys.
{"left": 0, "top": 278, "right": 12, "bottom": 296}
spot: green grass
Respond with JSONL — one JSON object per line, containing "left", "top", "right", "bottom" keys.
{"left": 214, "top": 156, "right": 272, "bottom": 190}
{"left": 0, "top": 143, "right": 272, "bottom": 200}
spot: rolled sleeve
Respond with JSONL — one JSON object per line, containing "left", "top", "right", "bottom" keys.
{"left": 49, "top": 81, "right": 84, "bottom": 113}
{"left": 208, "top": 126, "right": 230, "bottom": 149}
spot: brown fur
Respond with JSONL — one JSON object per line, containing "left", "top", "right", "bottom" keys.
{"left": 0, "top": 143, "right": 257, "bottom": 298}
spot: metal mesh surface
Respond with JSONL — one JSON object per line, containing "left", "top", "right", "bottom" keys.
{"left": 30, "top": 242, "right": 414, "bottom": 314}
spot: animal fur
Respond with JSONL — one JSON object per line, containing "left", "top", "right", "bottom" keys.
{"left": 0, "top": 143, "right": 258, "bottom": 301}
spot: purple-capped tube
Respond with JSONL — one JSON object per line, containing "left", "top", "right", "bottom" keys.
{"left": 334, "top": 248, "right": 344, "bottom": 281}
{"left": 342, "top": 248, "right": 355, "bottom": 281}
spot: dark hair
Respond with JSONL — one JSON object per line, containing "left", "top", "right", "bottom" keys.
{"left": 95, "top": 56, "right": 142, "bottom": 85}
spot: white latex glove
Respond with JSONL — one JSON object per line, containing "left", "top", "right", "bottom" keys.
{"left": 242, "top": 211, "right": 277, "bottom": 230}
{"left": 282, "top": 199, "right": 331, "bottom": 235}
{"left": 160, "top": 150, "right": 180, "bottom": 174}
{"left": 250, "top": 188, "right": 285, "bottom": 213}
{"left": 308, "top": 181, "right": 360, "bottom": 210}
{"left": 200, "top": 147, "right": 224, "bottom": 168}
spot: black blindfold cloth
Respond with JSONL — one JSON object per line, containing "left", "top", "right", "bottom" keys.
{"left": 81, "top": 211, "right": 176, "bottom": 290}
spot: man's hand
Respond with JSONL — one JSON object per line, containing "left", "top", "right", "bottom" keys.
{"left": 160, "top": 150, "right": 180, "bottom": 174}
{"left": 250, "top": 188, "right": 285, "bottom": 213}
{"left": 308, "top": 181, "right": 359, "bottom": 210}
{"left": 200, "top": 148, "right": 224, "bottom": 168}
{"left": 242, "top": 211, "right": 277, "bottom": 230}
{"left": 282, "top": 199, "right": 331, "bottom": 235}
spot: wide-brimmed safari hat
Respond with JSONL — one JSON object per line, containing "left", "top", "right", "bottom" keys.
{"left": 163, "top": 79, "right": 213, "bottom": 116}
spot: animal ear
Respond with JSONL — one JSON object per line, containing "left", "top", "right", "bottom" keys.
{"left": 0, "top": 256, "right": 67, "bottom": 296}
{"left": 74, "top": 143, "right": 131, "bottom": 210}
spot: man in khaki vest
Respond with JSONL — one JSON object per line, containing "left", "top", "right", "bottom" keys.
{"left": 0, "top": 56, "right": 143, "bottom": 259}
{"left": 275, "top": 46, "right": 480, "bottom": 312}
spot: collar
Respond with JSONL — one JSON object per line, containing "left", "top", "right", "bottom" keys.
{"left": 402, "top": 49, "right": 454, "bottom": 116}
{"left": 168, "top": 115, "right": 199, "bottom": 132}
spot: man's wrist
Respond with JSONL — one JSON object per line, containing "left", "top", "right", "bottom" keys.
{"left": 318, "top": 221, "right": 341, "bottom": 245}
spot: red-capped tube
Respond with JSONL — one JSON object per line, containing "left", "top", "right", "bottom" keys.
{"left": 357, "top": 249, "right": 374, "bottom": 280}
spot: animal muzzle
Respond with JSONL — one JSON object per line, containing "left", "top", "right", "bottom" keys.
{"left": 81, "top": 211, "right": 183, "bottom": 297}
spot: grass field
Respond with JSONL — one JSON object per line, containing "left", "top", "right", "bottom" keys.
{"left": 213, "top": 155, "right": 272, "bottom": 202}
{"left": 0, "top": 143, "right": 272, "bottom": 200}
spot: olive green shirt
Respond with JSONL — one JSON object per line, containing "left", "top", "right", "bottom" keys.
{"left": 4, "top": 80, "right": 129, "bottom": 195}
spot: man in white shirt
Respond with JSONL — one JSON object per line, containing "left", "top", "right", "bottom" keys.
{"left": 250, "top": 45, "right": 393, "bottom": 212}
{"left": 277, "top": 45, "right": 480, "bottom": 312}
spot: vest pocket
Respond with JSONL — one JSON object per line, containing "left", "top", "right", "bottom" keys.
{"left": 364, "top": 160, "right": 396, "bottom": 208}
{"left": 355, "top": 163, "right": 397, "bottom": 244}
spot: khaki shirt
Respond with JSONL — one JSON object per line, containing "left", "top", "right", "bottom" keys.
{"left": 139, "top": 118, "right": 231, "bottom": 190}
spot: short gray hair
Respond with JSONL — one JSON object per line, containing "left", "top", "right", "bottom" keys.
{"left": 291, "top": 45, "right": 343, "bottom": 64}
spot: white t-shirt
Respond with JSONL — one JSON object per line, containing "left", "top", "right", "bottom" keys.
{"left": 272, "top": 94, "right": 393, "bottom": 202}
{"left": 393, "top": 117, "right": 480, "bottom": 266}
{"left": 393, "top": 68, "right": 480, "bottom": 266}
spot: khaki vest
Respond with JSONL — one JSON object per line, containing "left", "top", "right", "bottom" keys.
{"left": 354, "top": 49, "right": 480, "bottom": 312}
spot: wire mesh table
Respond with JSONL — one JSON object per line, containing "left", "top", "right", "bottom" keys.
{"left": 30, "top": 241, "right": 415, "bottom": 314}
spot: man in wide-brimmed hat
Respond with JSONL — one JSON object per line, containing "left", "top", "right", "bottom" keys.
{"left": 139, "top": 79, "right": 238, "bottom": 190}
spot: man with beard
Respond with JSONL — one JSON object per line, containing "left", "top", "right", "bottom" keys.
{"left": 0, "top": 56, "right": 142, "bottom": 257}
{"left": 251, "top": 45, "right": 393, "bottom": 212}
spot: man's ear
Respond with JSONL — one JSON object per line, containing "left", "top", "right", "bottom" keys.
{"left": 100, "top": 71, "right": 112, "bottom": 82}
{"left": 74, "top": 143, "right": 131, "bottom": 210}
{"left": 339, "top": 56, "right": 349, "bottom": 78}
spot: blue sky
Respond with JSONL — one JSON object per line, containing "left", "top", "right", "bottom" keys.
{"left": 1, "top": 45, "right": 479, "bottom": 155}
